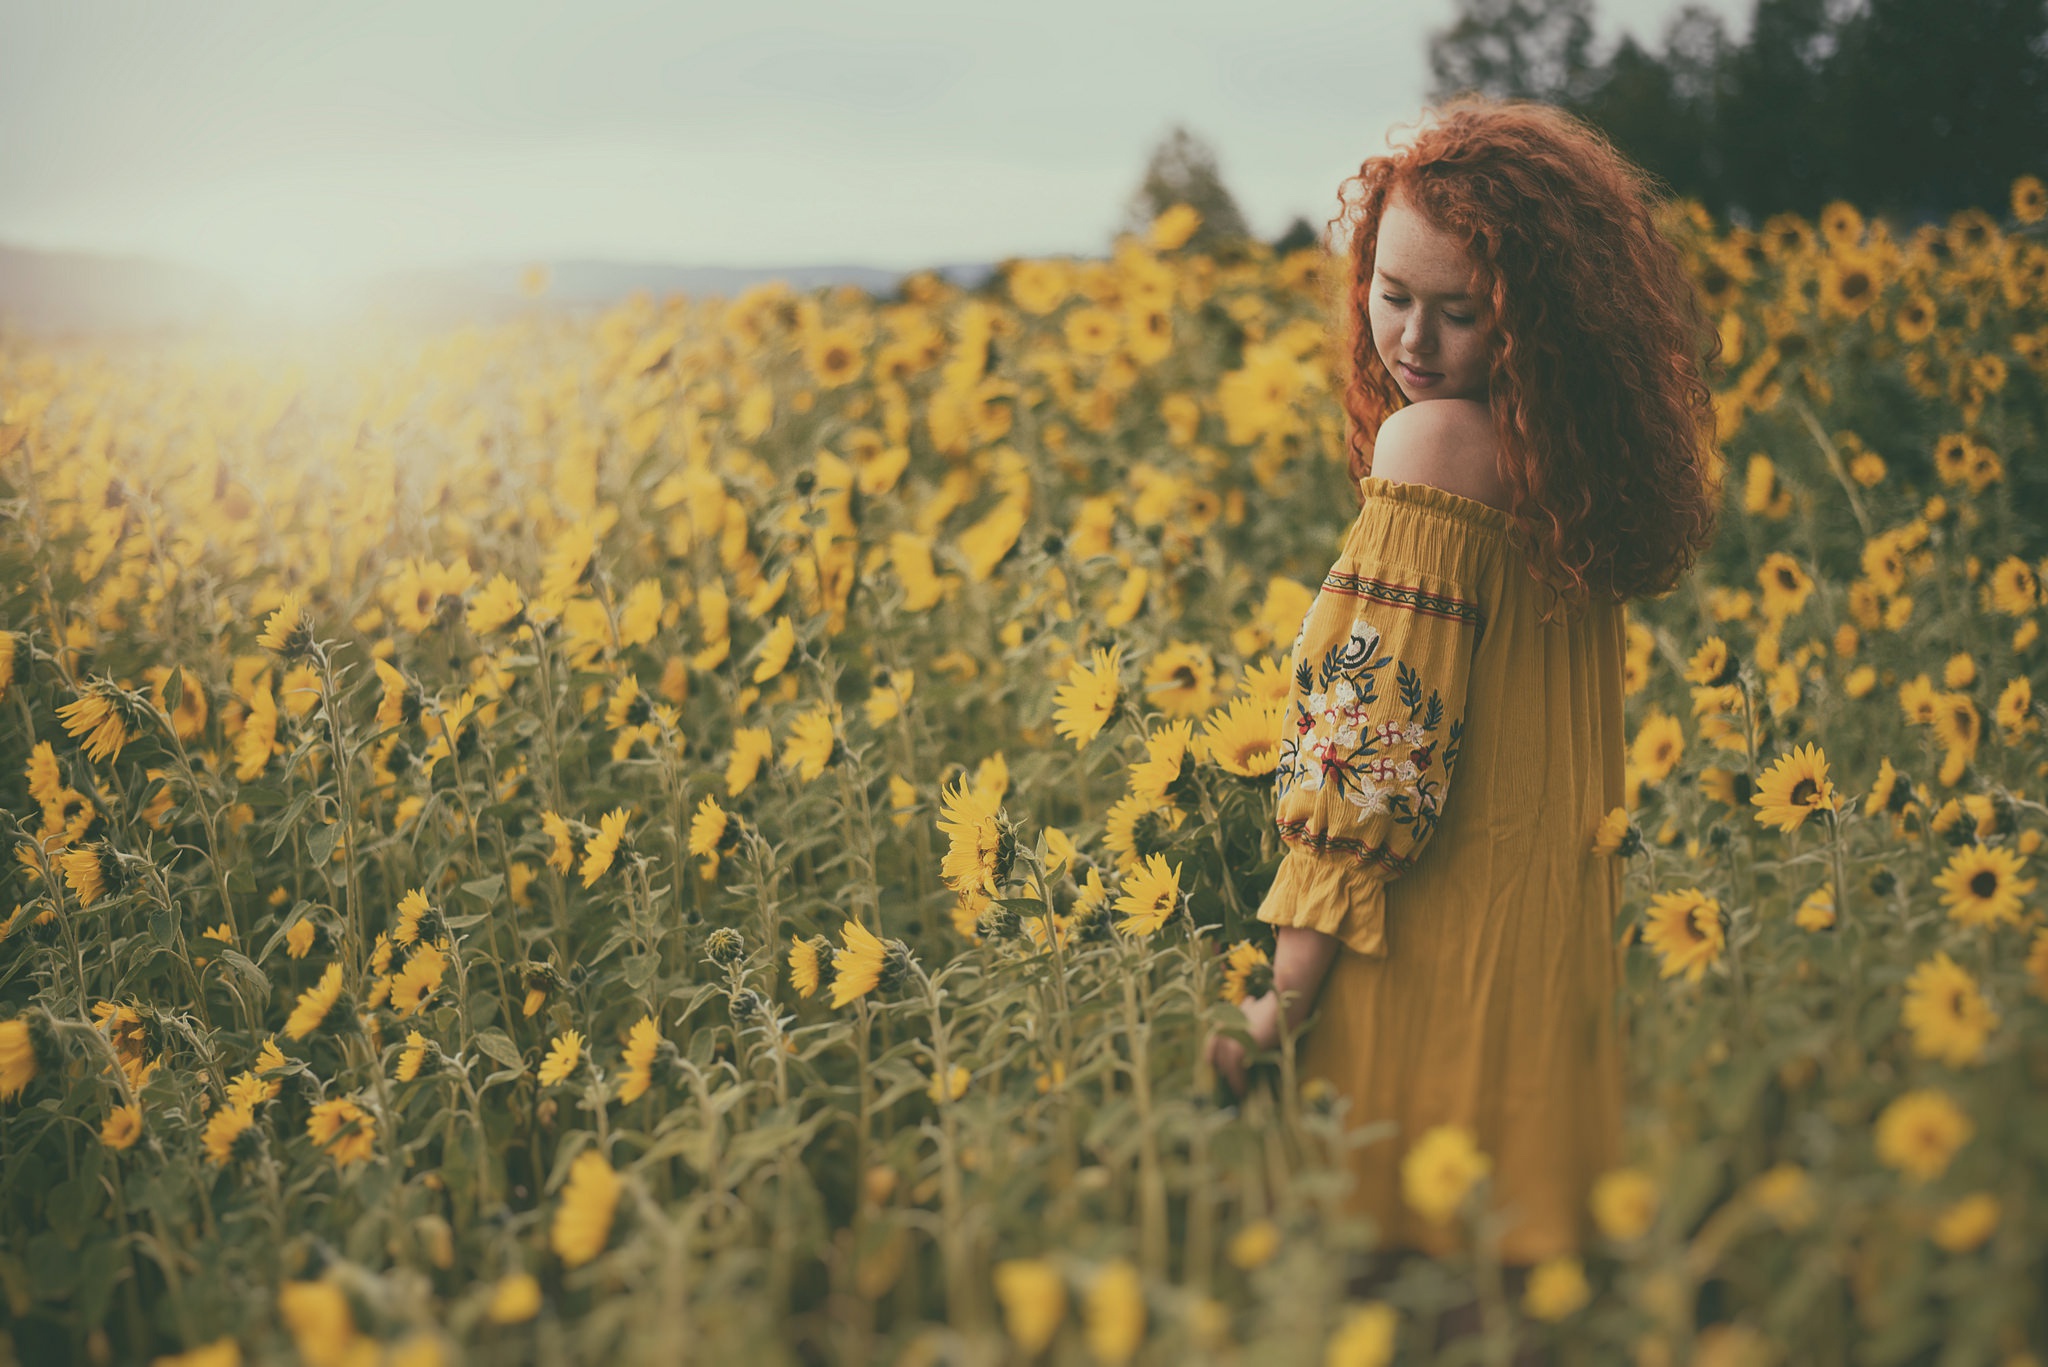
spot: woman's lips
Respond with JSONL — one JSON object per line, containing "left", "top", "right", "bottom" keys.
{"left": 1399, "top": 362, "right": 1441, "bottom": 386}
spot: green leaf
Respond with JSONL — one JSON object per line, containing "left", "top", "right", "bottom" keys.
{"left": 460, "top": 874, "right": 505, "bottom": 903}
{"left": 623, "top": 952, "right": 659, "bottom": 991}
{"left": 216, "top": 949, "right": 270, "bottom": 996}
{"left": 472, "top": 1029, "right": 524, "bottom": 1069}
{"left": 307, "top": 821, "right": 343, "bottom": 865}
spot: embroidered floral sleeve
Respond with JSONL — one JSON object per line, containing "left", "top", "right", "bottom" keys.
{"left": 1254, "top": 492, "right": 1490, "bottom": 958}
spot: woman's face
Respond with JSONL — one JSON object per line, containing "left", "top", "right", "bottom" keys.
{"left": 1369, "top": 190, "right": 1494, "bottom": 403}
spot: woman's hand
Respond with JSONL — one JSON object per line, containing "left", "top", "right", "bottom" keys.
{"left": 1205, "top": 992, "right": 1282, "bottom": 1099}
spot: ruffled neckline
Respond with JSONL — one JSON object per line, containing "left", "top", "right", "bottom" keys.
{"left": 1356, "top": 474, "right": 1515, "bottom": 540}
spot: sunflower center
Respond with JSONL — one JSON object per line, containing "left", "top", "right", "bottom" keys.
{"left": 1969, "top": 870, "right": 1998, "bottom": 898}
{"left": 1777, "top": 567, "right": 1799, "bottom": 590}
{"left": 1789, "top": 778, "right": 1817, "bottom": 807}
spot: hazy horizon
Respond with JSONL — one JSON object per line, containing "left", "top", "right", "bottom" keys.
{"left": 1, "top": 0, "right": 1750, "bottom": 308}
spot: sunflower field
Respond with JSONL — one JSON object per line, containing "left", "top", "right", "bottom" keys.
{"left": 2, "top": 182, "right": 2048, "bottom": 1366}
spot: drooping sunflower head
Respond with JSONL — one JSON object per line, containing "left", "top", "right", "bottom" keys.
{"left": 256, "top": 592, "right": 314, "bottom": 659}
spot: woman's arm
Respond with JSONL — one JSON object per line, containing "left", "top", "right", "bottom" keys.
{"left": 1206, "top": 925, "right": 1341, "bottom": 1097}
{"left": 1246, "top": 925, "right": 1342, "bottom": 1047}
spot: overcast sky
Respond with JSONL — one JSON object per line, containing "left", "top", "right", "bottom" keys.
{"left": 0, "top": 0, "right": 1750, "bottom": 300}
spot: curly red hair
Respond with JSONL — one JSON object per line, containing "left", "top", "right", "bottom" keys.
{"left": 1328, "top": 96, "right": 1721, "bottom": 621}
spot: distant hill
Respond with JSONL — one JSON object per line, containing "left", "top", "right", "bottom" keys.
{"left": 359, "top": 259, "right": 996, "bottom": 328}
{"left": 0, "top": 242, "right": 243, "bottom": 337}
{"left": 0, "top": 242, "right": 998, "bottom": 337}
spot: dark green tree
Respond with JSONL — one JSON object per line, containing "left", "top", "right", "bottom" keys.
{"left": 1427, "top": 0, "right": 1606, "bottom": 104}
{"left": 1123, "top": 126, "right": 1253, "bottom": 252}
{"left": 1423, "top": 0, "right": 2048, "bottom": 224}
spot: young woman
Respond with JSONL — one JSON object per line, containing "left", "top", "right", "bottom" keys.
{"left": 1205, "top": 94, "right": 1720, "bottom": 1308}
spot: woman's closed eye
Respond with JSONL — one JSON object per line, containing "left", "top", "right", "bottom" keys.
{"left": 1380, "top": 294, "right": 1474, "bottom": 325}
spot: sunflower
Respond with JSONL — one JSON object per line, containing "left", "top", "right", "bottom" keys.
{"left": 1008, "top": 258, "right": 1072, "bottom": 316}
{"left": 1864, "top": 756, "right": 1912, "bottom": 818}
{"left": 993, "top": 1258, "right": 1066, "bottom": 1356}
{"left": 60, "top": 842, "right": 120, "bottom": 907}
{"left": 304, "top": 1097, "right": 377, "bottom": 1167}
{"left": 1639, "top": 888, "right": 1725, "bottom": 982}
{"left": 1142, "top": 641, "right": 1216, "bottom": 717}
{"left": 1986, "top": 556, "right": 2039, "bottom": 616}
{"left": 389, "top": 943, "right": 448, "bottom": 1018}
{"left": 1053, "top": 644, "right": 1124, "bottom": 749}
{"left": 1219, "top": 941, "right": 1272, "bottom": 1005}
{"left": 863, "top": 667, "right": 914, "bottom": 729}
{"left": 467, "top": 573, "right": 526, "bottom": 634}
{"left": 256, "top": 592, "right": 313, "bottom": 657}
{"left": 936, "top": 775, "right": 1014, "bottom": 896}
{"left": 284, "top": 963, "right": 345, "bottom": 1041}
{"left": 959, "top": 498, "right": 1029, "bottom": 584}
{"left": 1901, "top": 952, "right": 1998, "bottom": 1068}
{"left": 1794, "top": 886, "right": 1836, "bottom": 931}
{"left": 202, "top": 1102, "right": 258, "bottom": 1166}
{"left": 804, "top": 326, "right": 866, "bottom": 388}
{"left": 781, "top": 704, "right": 840, "bottom": 784}
{"left": 889, "top": 532, "right": 946, "bottom": 613}
{"left": 688, "top": 794, "right": 732, "bottom": 880}
{"left": 394, "top": 887, "right": 432, "bottom": 947}
{"left": 1128, "top": 720, "right": 1196, "bottom": 810}
{"left": 1996, "top": 677, "right": 2036, "bottom": 740}
{"left": 540, "top": 810, "right": 577, "bottom": 874}
{"left": 2015, "top": 173, "right": 2048, "bottom": 224}
{"left": 1742, "top": 454, "right": 1793, "bottom": 518}
{"left": 1750, "top": 742, "right": 1837, "bottom": 832}
{"left": 1200, "top": 694, "right": 1284, "bottom": 779}
{"left": 1591, "top": 806, "right": 1640, "bottom": 857}
{"left": 0, "top": 1018, "right": 39, "bottom": 1102}
{"left": 752, "top": 615, "right": 797, "bottom": 684}
{"left": 57, "top": 683, "right": 134, "bottom": 764}
{"left": 1898, "top": 673, "right": 1940, "bottom": 726}
{"left": 1113, "top": 852, "right": 1183, "bottom": 936}
{"left": 1932, "top": 693, "right": 1981, "bottom": 757}
{"left": 1873, "top": 1089, "right": 1973, "bottom": 1183}
{"left": 1893, "top": 292, "right": 1937, "bottom": 343}
{"left": 1236, "top": 651, "right": 1286, "bottom": 705}
{"left": 99, "top": 1103, "right": 143, "bottom": 1151}
{"left": 233, "top": 681, "right": 280, "bottom": 782}
{"left": 618, "top": 1016, "right": 661, "bottom": 1103}
{"left": 1064, "top": 306, "right": 1121, "bottom": 356}
{"left": 1931, "top": 1193, "right": 2001, "bottom": 1253}
{"left": 1684, "top": 637, "right": 1739, "bottom": 688}
{"left": 1401, "top": 1123, "right": 1492, "bottom": 1224}
{"left": 828, "top": 920, "right": 888, "bottom": 1008}
{"left": 1755, "top": 553, "right": 1814, "bottom": 624}
{"left": 395, "top": 1031, "right": 430, "bottom": 1083}
{"left": 725, "top": 727, "right": 776, "bottom": 798}
{"left": 579, "top": 807, "right": 631, "bottom": 888}
{"left": 538, "top": 1030, "right": 584, "bottom": 1086}
{"left": 551, "top": 1149, "right": 620, "bottom": 1268}
{"left": 787, "top": 935, "right": 828, "bottom": 1001}
{"left": 1629, "top": 711, "right": 1685, "bottom": 785}
{"left": 1932, "top": 844, "right": 2034, "bottom": 928}
{"left": 1589, "top": 1167, "right": 1659, "bottom": 1242}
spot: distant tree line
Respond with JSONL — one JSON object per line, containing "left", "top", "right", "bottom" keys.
{"left": 1128, "top": 0, "right": 2047, "bottom": 255}
{"left": 1427, "top": 0, "right": 2048, "bottom": 228}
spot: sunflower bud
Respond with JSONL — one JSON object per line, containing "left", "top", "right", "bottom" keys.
{"left": 706, "top": 927, "right": 746, "bottom": 967}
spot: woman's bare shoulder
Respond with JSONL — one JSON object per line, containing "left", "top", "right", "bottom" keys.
{"left": 1370, "top": 400, "right": 1509, "bottom": 512}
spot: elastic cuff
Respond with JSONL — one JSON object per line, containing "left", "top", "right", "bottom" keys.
{"left": 1254, "top": 845, "right": 1388, "bottom": 958}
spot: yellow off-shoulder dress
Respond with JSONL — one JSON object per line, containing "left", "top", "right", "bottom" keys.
{"left": 1256, "top": 474, "right": 1628, "bottom": 1266}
